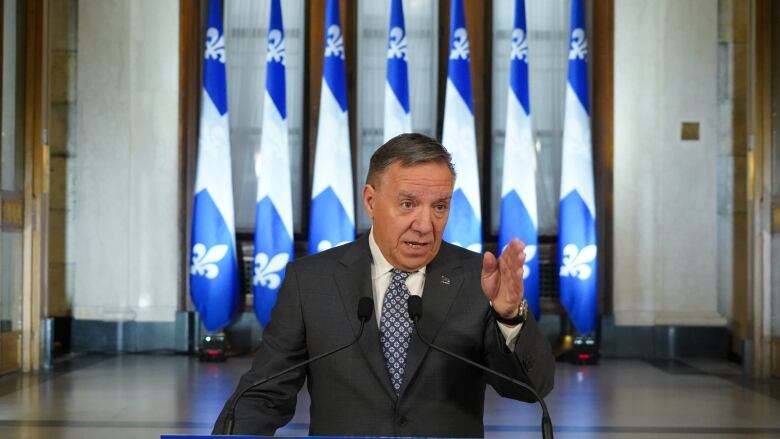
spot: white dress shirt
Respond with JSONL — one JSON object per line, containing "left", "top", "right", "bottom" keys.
{"left": 368, "top": 228, "right": 522, "bottom": 350}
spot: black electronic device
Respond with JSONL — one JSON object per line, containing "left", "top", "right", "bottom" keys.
{"left": 199, "top": 333, "right": 227, "bottom": 362}
{"left": 570, "top": 335, "right": 599, "bottom": 365}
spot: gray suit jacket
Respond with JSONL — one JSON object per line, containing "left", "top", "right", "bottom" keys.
{"left": 213, "top": 234, "right": 554, "bottom": 437}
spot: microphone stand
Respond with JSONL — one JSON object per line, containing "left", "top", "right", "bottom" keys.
{"left": 408, "top": 297, "right": 554, "bottom": 439}
{"left": 223, "top": 298, "right": 373, "bottom": 435}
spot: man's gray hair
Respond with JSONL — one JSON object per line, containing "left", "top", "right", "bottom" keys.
{"left": 366, "top": 133, "right": 456, "bottom": 186}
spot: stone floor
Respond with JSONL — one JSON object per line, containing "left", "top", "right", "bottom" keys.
{"left": 0, "top": 354, "right": 779, "bottom": 438}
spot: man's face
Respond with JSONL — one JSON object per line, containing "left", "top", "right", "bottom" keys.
{"left": 363, "top": 161, "right": 454, "bottom": 271}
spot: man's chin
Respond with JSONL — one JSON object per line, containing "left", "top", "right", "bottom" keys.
{"left": 397, "top": 252, "right": 434, "bottom": 271}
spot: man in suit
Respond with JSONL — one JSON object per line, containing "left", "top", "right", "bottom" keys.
{"left": 213, "top": 133, "right": 554, "bottom": 437}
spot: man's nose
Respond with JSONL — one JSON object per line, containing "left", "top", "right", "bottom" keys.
{"left": 410, "top": 207, "right": 434, "bottom": 234}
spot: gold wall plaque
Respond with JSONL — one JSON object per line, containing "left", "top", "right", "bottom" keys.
{"left": 773, "top": 205, "right": 780, "bottom": 233}
{"left": 0, "top": 331, "right": 21, "bottom": 375}
{"left": 1, "top": 192, "right": 24, "bottom": 230}
{"left": 681, "top": 122, "right": 700, "bottom": 140}
{"left": 773, "top": 336, "right": 780, "bottom": 379}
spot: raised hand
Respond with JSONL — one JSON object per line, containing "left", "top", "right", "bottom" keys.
{"left": 481, "top": 238, "right": 526, "bottom": 320}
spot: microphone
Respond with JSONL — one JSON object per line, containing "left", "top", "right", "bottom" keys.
{"left": 222, "top": 297, "right": 374, "bottom": 435}
{"left": 407, "top": 296, "right": 554, "bottom": 439}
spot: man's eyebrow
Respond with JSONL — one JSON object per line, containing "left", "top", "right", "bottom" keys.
{"left": 397, "top": 190, "right": 452, "bottom": 201}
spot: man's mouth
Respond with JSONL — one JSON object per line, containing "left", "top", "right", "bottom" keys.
{"left": 404, "top": 241, "right": 428, "bottom": 249}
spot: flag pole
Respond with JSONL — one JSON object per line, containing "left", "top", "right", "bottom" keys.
{"left": 189, "top": 0, "right": 239, "bottom": 336}
{"left": 308, "top": 0, "right": 355, "bottom": 255}
{"left": 253, "top": 0, "right": 294, "bottom": 327}
{"left": 441, "top": 0, "right": 482, "bottom": 253}
{"left": 557, "top": 0, "right": 599, "bottom": 362}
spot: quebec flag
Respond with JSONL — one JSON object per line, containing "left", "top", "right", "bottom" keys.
{"left": 498, "top": 0, "right": 539, "bottom": 319}
{"left": 383, "top": 0, "right": 411, "bottom": 141}
{"left": 441, "top": 0, "right": 482, "bottom": 253}
{"left": 190, "top": 0, "right": 239, "bottom": 332}
{"left": 253, "top": 0, "right": 293, "bottom": 327}
{"left": 309, "top": 0, "right": 355, "bottom": 254}
{"left": 558, "top": 0, "right": 598, "bottom": 335}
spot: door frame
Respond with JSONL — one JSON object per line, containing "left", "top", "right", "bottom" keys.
{"left": 747, "top": 0, "right": 774, "bottom": 378}
{"left": 20, "top": 0, "right": 49, "bottom": 372}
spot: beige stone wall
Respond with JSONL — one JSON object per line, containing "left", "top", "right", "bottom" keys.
{"left": 614, "top": 0, "right": 725, "bottom": 326}
{"left": 63, "top": 0, "right": 181, "bottom": 322}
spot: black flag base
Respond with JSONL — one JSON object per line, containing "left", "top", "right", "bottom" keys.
{"left": 554, "top": 317, "right": 600, "bottom": 365}
{"left": 199, "top": 332, "right": 227, "bottom": 362}
{"left": 569, "top": 334, "right": 599, "bottom": 365}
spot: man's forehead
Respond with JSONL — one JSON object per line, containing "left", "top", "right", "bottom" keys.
{"left": 385, "top": 162, "right": 452, "bottom": 181}
{"left": 372, "top": 161, "right": 453, "bottom": 194}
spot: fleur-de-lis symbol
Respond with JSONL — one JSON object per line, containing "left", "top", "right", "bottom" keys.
{"left": 325, "top": 25, "right": 345, "bottom": 60}
{"left": 266, "top": 29, "right": 286, "bottom": 65}
{"left": 501, "top": 244, "right": 537, "bottom": 279}
{"left": 523, "top": 245, "right": 537, "bottom": 279}
{"left": 191, "top": 243, "right": 229, "bottom": 279}
{"left": 510, "top": 28, "right": 528, "bottom": 62}
{"left": 253, "top": 252, "right": 290, "bottom": 289}
{"left": 387, "top": 26, "right": 408, "bottom": 61}
{"left": 449, "top": 28, "right": 470, "bottom": 60}
{"left": 559, "top": 244, "right": 597, "bottom": 280}
{"left": 204, "top": 27, "right": 226, "bottom": 63}
{"left": 317, "top": 240, "right": 350, "bottom": 252}
{"left": 568, "top": 28, "right": 588, "bottom": 61}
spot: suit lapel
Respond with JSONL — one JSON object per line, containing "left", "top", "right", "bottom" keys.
{"left": 399, "top": 245, "right": 464, "bottom": 397}
{"left": 334, "top": 235, "right": 397, "bottom": 400}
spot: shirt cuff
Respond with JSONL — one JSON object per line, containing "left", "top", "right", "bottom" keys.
{"left": 497, "top": 322, "right": 523, "bottom": 352}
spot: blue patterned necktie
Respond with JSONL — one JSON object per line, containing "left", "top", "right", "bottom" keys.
{"left": 380, "top": 269, "right": 413, "bottom": 395}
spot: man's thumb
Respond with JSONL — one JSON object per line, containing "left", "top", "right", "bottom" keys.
{"left": 482, "top": 251, "right": 498, "bottom": 274}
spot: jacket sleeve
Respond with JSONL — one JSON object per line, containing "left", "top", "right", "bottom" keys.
{"left": 482, "top": 310, "right": 555, "bottom": 403}
{"left": 212, "top": 263, "right": 307, "bottom": 435}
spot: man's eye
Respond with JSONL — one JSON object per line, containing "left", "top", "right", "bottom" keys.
{"left": 401, "top": 201, "right": 413, "bottom": 209}
{"left": 434, "top": 204, "right": 448, "bottom": 213}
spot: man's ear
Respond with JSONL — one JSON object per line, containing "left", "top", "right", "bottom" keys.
{"left": 363, "top": 184, "right": 376, "bottom": 219}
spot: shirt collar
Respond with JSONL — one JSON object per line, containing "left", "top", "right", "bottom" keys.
{"left": 368, "top": 227, "right": 426, "bottom": 277}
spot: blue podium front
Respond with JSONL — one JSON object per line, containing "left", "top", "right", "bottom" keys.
{"left": 162, "top": 436, "right": 434, "bottom": 439}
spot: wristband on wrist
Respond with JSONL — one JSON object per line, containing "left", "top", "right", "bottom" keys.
{"left": 490, "top": 299, "right": 528, "bottom": 325}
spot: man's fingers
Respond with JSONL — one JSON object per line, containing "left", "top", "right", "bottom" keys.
{"left": 499, "top": 238, "right": 526, "bottom": 273}
{"left": 496, "top": 239, "right": 526, "bottom": 300}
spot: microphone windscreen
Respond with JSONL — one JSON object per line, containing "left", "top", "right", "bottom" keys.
{"left": 357, "top": 297, "right": 374, "bottom": 322}
{"left": 408, "top": 296, "right": 423, "bottom": 320}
